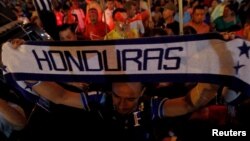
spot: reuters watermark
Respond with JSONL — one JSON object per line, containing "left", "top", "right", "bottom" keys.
{"left": 212, "top": 129, "right": 246, "bottom": 137}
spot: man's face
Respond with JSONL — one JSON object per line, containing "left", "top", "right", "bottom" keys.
{"left": 127, "top": 5, "right": 136, "bottom": 18}
{"left": 211, "top": 0, "right": 218, "bottom": 7}
{"left": 59, "top": 28, "right": 77, "bottom": 41}
{"left": 223, "top": 6, "right": 232, "bottom": 17}
{"left": 192, "top": 9, "right": 205, "bottom": 24}
{"left": 115, "top": 12, "right": 128, "bottom": 23}
{"left": 114, "top": 12, "right": 128, "bottom": 29}
{"left": 163, "top": 9, "right": 174, "bottom": 20}
{"left": 107, "top": 1, "right": 114, "bottom": 10}
{"left": 89, "top": 10, "right": 98, "bottom": 24}
{"left": 112, "top": 83, "right": 143, "bottom": 115}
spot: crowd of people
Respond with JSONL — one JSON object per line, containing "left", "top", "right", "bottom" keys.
{"left": 1, "top": 0, "right": 250, "bottom": 141}
{"left": 1, "top": 0, "right": 250, "bottom": 40}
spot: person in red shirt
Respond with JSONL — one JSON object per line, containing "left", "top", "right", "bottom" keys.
{"left": 84, "top": 8, "right": 110, "bottom": 40}
{"left": 54, "top": 6, "right": 64, "bottom": 27}
{"left": 185, "top": 5, "right": 210, "bottom": 34}
{"left": 235, "top": 16, "right": 250, "bottom": 41}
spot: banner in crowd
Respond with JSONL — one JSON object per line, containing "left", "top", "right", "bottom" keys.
{"left": 2, "top": 33, "right": 250, "bottom": 93}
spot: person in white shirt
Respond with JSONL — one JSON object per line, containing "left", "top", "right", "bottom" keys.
{"left": 102, "top": 0, "right": 115, "bottom": 30}
{"left": 124, "top": 1, "right": 145, "bottom": 36}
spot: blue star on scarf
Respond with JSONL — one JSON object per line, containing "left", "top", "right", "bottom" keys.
{"left": 25, "top": 85, "right": 32, "bottom": 91}
{"left": 238, "top": 42, "right": 250, "bottom": 58}
{"left": 234, "top": 61, "right": 245, "bottom": 75}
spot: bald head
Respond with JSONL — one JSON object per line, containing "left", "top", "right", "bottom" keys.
{"left": 111, "top": 82, "right": 144, "bottom": 115}
{"left": 112, "top": 82, "right": 144, "bottom": 95}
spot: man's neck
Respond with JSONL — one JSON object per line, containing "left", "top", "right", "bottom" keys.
{"left": 192, "top": 20, "right": 203, "bottom": 26}
{"left": 91, "top": 21, "right": 98, "bottom": 25}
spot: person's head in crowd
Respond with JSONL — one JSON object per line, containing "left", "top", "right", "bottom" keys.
{"left": 26, "top": 0, "right": 35, "bottom": 11}
{"left": 223, "top": 4, "right": 236, "bottom": 17}
{"left": 112, "top": 8, "right": 128, "bottom": 29}
{"left": 114, "top": 0, "right": 123, "bottom": 8}
{"left": 124, "top": 1, "right": 137, "bottom": 18}
{"left": 191, "top": 5, "right": 206, "bottom": 24}
{"left": 88, "top": 8, "right": 99, "bottom": 25}
{"left": 111, "top": 82, "right": 144, "bottom": 115}
{"left": 190, "top": 0, "right": 200, "bottom": 8}
{"left": 183, "top": 26, "right": 197, "bottom": 35}
{"left": 154, "top": 5, "right": 161, "bottom": 13}
{"left": 58, "top": 24, "right": 77, "bottom": 41}
{"left": 183, "top": 0, "right": 189, "bottom": 12}
{"left": 113, "top": 8, "right": 128, "bottom": 21}
{"left": 159, "top": 0, "right": 166, "bottom": 7}
{"left": 106, "top": 0, "right": 115, "bottom": 10}
{"left": 51, "top": 0, "right": 61, "bottom": 10}
{"left": 162, "top": 3, "right": 176, "bottom": 20}
{"left": 211, "top": 0, "right": 219, "bottom": 8}
{"left": 13, "top": 4, "right": 23, "bottom": 17}
{"left": 62, "top": 3, "right": 70, "bottom": 14}
{"left": 70, "top": 0, "right": 79, "bottom": 9}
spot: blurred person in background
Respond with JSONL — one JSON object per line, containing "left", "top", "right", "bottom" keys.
{"left": 84, "top": 8, "right": 110, "bottom": 40}
{"left": 105, "top": 8, "right": 139, "bottom": 39}
{"left": 102, "top": 0, "right": 115, "bottom": 30}
{"left": 32, "top": 0, "right": 59, "bottom": 40}
{"left": 185, "top": 5, "right": 210, "bottom": 34}
{"left": 213, "top": 3, "right": 241, "bottom": 32}
{"left": 158, "top": 3, "right": 179, "bottom": 35}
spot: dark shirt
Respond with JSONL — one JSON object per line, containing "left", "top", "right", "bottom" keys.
{"left": 157, "top": 19, "right": 180, "bottom": 35}
{"left": 81, "top": 91, "right": 168, "bottom": 141}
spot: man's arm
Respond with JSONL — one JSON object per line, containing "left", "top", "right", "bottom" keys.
{"left": 0, "top": 98, "right": 26, "bottom": 130}
{"left": 31, "top": 81, "right": 84, "bottom": 109}
{"left": 162, "top": 83, "right": 218, "bottom": 117}
{"left": 3, "top": 40, "right": 84, "bottom": 110}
